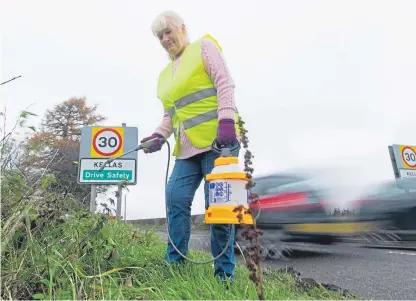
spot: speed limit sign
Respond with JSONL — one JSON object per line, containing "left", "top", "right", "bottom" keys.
{"left": 402, "top": 146, "right": 416, "bottom": 168}
{"left": 91, "top": 127, "right": 124, "bottom": 157}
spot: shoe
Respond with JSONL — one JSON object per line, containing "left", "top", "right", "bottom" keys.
{"left": 215, "top": 273, "right": 234, "bottom": 289}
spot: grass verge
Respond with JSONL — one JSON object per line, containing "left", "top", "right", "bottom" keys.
{"left": 1, "top": 209, "right": 359, "bottom": 300}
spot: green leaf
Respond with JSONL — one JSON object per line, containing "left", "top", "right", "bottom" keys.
{"left": 41, "top": 174, "right": 56, "bottom": 189}
{"left": 56, "top": 290, "right": 72, "bottom": 300}
{"left": 32, "top": 293, "right": 46, "bottom": 300}
{"left": 100, "top": 226, "right": 110, "bottom": 238}
{"left": 21, "top": 110, "right": 37, "bottom": 118}
{"left": 108, "top": 236, "right": 116, "bottom": 246}
{"left": 28, "top": 126, "right": 36, "bottom": 132}
{"left": 73, "top": 161, "right": 79, "bottom": 165}
{"left": 31, "top": 145, "right": 42, "bottom": 152}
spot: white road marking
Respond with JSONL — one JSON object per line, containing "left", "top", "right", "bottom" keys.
{"left": 388, "top": 250, "right": 416, "bottom": 256}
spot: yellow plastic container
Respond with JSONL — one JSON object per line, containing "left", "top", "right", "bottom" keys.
{"left": 205, "top": 150, "right": 254, "bottom": 225}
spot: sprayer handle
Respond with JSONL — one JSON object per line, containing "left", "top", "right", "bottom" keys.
{"left": 138, "top": 137, "right": 166, "bottom": 150}
{"left": 211, "top": 139, "right": 241, "bottom": 155}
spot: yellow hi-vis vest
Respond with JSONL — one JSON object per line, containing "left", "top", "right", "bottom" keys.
{"left": 156, "top": 34, "right": 241, "bottom": 156}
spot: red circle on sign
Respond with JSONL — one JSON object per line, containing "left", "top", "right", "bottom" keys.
{"left": 92, "top": 128, "right": 123, "bottom": 156}
{"left": 401, "top": 146, "right": 416, "bottom": 168}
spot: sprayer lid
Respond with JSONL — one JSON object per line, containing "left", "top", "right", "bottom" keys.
{"left": 206, "top": 171, "right": 248, "bottom": 181}
{"left": 214, "top": 156, "right": 238, "bottom": 167}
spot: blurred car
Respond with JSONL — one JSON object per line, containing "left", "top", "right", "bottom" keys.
{"left": 350, "top": 178, "right": 416, "bottom": 242}
{"left": 235, "top": 171, "right": 348, "bottom": 244}
{"left": 248, "top": 172, "right": 329, "bottom": 227}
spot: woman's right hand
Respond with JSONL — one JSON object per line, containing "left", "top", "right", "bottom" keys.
{"left": 140, "top": 133, "right": 165, "bottom": 153}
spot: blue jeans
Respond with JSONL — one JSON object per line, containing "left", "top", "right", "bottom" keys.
{"left": 164, "top": 147, "right": 239, "bottom": 279}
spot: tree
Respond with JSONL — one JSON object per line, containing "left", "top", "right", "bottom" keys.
{"left": 21, "top": 97, "right": 107, "bottom": 206}
{"left": 41, "top": 97, "right": 105, "bottom": 139}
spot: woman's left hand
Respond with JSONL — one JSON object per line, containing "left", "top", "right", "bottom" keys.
{"left": 216, "top": 119, "right": 238, "bottom": 147}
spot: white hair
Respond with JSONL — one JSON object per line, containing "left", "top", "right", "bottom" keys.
{"left": 151, "top": 10, "right": 189, "bottom": 41}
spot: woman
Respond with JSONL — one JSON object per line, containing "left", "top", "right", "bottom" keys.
{"left": 141, "top": 10, "right": 241, "bottom": 281}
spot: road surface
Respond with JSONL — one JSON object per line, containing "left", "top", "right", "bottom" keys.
{"left": 156, "top": 230, "right": 416, "bottom": 300}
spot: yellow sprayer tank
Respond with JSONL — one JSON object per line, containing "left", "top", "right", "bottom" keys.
{"left": 205, "top": 148, "right": 254, "bottom": 225}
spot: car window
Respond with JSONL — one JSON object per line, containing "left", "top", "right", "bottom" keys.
{"left": 266, "top": 179, "right": 314, "bottom": 195}
{"left": 366, "top": 184, "right": 407, "bottom": 198}
{"left": 251, "top": 175, "right": 305, "bottom": 196}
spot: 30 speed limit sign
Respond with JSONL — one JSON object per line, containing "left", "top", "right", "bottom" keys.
{"left": 90, "top": 127, "right": 124, "bottom": 157}
{"left": 401, "top": 146, "right": 416, "bottom": 168}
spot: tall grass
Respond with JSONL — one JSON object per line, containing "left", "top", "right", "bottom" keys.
{"left": 0, "top": 158, "right": 357, "bottom": 300}
{"left": 1, "top": 196, "right": 358, "bottom": 300}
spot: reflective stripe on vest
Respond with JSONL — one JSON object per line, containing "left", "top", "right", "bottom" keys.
{"left": 183, "top": 109, "right": 217, "bottom": 130}
{"left": 167, "top": 87, "right": 216, "bottom": 118}
{"left": 167, "top": 87, "right": 239, "bottom": 129}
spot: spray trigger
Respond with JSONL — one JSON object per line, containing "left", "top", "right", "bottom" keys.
{"left": 211, "top": 139, "right": 241, "bottom": 155}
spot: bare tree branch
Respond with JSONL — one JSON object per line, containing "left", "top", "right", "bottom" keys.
{"left": 0, "top": 75, "right": 22, "bottom": 86}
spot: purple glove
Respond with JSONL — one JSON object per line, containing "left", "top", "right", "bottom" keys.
{"left": 140, "top": 133, "right": 165, "bottom": 153}
{"left": 216, "top": 119, "right": 237, "bottom": 147}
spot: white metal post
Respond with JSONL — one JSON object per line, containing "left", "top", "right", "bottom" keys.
{"left": 90, "top": 184, "right": 97, "bottom": 212}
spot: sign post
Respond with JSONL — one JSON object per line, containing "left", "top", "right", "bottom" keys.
{"left": 90, "top": 184, "right": 97, "bottom": 212}
{"left": 124, "top": 194, "right": 127, "bottom": 222}
{"left": 116, "top": 184, "right": 123, "bottom": 221}
{"left": 78, "top": 123, "right": 138, "bottom": 216}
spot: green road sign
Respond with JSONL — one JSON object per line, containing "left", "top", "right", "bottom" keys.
{"left": 78, "top": 158, "right": 136, "bottom": 185}
{"left": 82, "top": 170, "right": 133, "bottom": 181}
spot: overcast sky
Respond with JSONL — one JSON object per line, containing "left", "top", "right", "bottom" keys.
{"left": 1, "top": 0, "right": 415, "bottom": 219}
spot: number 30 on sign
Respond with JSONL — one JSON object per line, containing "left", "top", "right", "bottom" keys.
{"left": 91, "top": 127, "right": 124, "bottom": 157}
{"left": 401, "top": 145, "right": 416, "bottom": 168}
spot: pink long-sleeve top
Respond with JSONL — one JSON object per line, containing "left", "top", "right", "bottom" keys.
{"left": 154, "top": 38, "right": 237, "bottom": 159}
